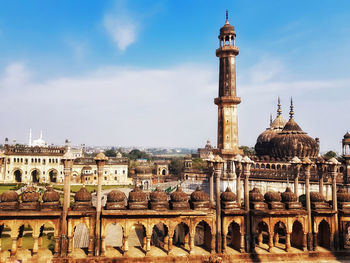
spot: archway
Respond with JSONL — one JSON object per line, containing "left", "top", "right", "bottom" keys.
{"left": 17, "top": 224, "right": 34, "bottom": 255}
{"left": 227, "top": 221, "right": 241, "bottom": 252}
{"left": 73, "top": 223, "right": 89, "bottom": 255}
{"left": 194, "top": 221, "right": 212, "bottom": 252}
{"left": 105, "top": 223, "right": 123, "bottom": 255}
{"left": 0, "top": 224, "right": 11, "bottom": 254}
{"left": 257, "top": 221, "right": 269, "bottom": 247}
{"left": 162, "top": 169, "right": 166, "bottom": 175}
{"left": 173, "top": 222, "right": 189, "bottom": 249}
{"left": 31, "top": 169, "right": 40, "bottom": 183}
{"left": 151, "top": 223, "right": 168, "bottom": 250}
{"left": 273, "top": 221, "right": 287, "bottom": 249}
{"left": 318, "top": 220, "right": 331, "bottom": 249}
{"left": 49, "top": 170, "right": 57, "bottom": 183}
{"left": 38, "top": 223, "right": 56, "bottom": 256}
{"left": 128, "top": 224, "right": 146, "bottom": 253}
{"left": 14, "top": 169, "right": 22, "bottom": 182}
{"left": 291, "top": 221, "right": 304, "bottom": 250}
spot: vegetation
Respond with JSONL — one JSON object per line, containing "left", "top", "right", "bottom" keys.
{"left": 323, "top": 150, "right": 338, "bottom": 160}
{"left": 104, "top": 147, "right": 117, "bottom": 157}
{"left": 239, "top": 146, "right": 255, "bottom": 156}
{"left": 123, "top": 149, "right": 151, "bottom": 161}
{"left": 169, "top": 157, "right": 184, "bottom": 175}
{"left": 0, "top": 183, "right": 25, "bottom": 193}
{"left": 192, "top": 158, "right": 208, "bottom": 170}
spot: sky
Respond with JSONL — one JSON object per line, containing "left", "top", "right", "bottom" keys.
{"left": 0, "top": 0, "right": 349, "bottom": 153}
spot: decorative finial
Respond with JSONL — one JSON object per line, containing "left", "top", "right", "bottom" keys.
{"left": 225, "top": 10, "right": 229, "bottom": 24}
{"left": 277, "top": 96, "right": 282, "bottom": 116}
{"left": 270, "top": 114, "right": 273, "bottom": 126}
{"left": 289, "top": 97, "right": 294, "bottom": 119}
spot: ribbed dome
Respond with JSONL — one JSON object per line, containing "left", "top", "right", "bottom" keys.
{"left": 42, "top": 187, "right": 60, "bottom": 202}
{"left": 310, "top": 192, "right": 325, "bottom": 202}
{"left": 271, "top": 115, "right": 287, "bottom": 130}
{"left": 249, "top": 187, "right": 264, "bottom": 202}
{"left": 107, "top": 190, "right": 126, "bottom": 202}
{"left": 344, "top": 132, "right": 350, "bottom": 139}
{"left": 170, "top": 186, "right": 188, "bottom": 202}
{"left": 255, "top": 129, "right": 277, "bottom": 156}
{"left": 128, "top": 187, "right": 147, "bottom": 202}
{"left": 1, "top": 191, "right": 18, "bottom": 202}
{"left": 190, "top": 186, "right": 209, "bottom": 202}
{"left": 337, "top": 189, "right": 350, "bottom": 202}
{"left": 281, "top": 187, "right": 297, "bottom": 202}
{"left": 74, "top": 187, "right": 92, "bottom": 202}
{"left": 150, "top": 187, "right": 168, "bottom": 202}
{"left": 264, "top": 191, "right": 281, "bottom": 202}
{"left": 221, "top": 187, "right": 236, "bottom": 202}
{"left": 22, "top": 187, "right": 40, "bottom": 202}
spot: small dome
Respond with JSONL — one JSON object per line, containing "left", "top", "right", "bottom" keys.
{"left": 42, "top": 187, "right": 60, "bottom": 202}
{"left": 255, "top": 129, "right": 277, "bottom": 156}
{"left": 337, "top": 189, "right": 350, "bottom": 202}
{"left": 74, "top": 187, "right": 92, "bottom": 202}
{"left": 281, "top": 187, "right": 297, "bottom": 202}
{"left": 22, "top": 187, "right": 40, "bottom": 202}
{"left": 128, "top": 187, "right": 147, "bottom": 202}
{"left": 221, "top": 187, "right": 236, "bottom": 202}
{"left": 135, "top": 166, "right": 152, "bottom": 174}
{"left": 271, "top": 115, "right": 287, "bottom": 130}
{"left": 264, "top": 191, "right": 282, "bottom": 202}
{"left": 220, "top": 21, "right": 235, "bottom": 36}
{"left": 344, "top": 132, "right": 350, "bottom": 139}
{"left": 249, "top": 188, "right": 264, "bottom": 202}
{"left": 150, "top": 187, "right": 168, "bottom": 202}
{"left": 95, "top": 152, "right": 108, "bottom": 161}
{"left": 107, "top": 190, "right": 126, "bottom": 202}
{"left": 190, "top": 186, "right": 209, "bottom": 202}
{"left": 310, "top": 192, "right": 325, "bottom": 202}
{"left": 170, "top": 186, "right": 188, "bottom": 202}
{"left": 1, "top": 191, "right": 18, "bottom": 202}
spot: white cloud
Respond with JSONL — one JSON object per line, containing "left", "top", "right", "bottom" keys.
{"left": 103, "top": 11, "right": 138, "bottom": 51}
{"left": 64, "top": 39, "right": 88, "bottom": 60}
{"left": 1, "top": 62, "right": 32, "bottom": 89}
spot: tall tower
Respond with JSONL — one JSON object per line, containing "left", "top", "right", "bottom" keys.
{"left": 215, "top": 11, "right": 241, "bottom": 155}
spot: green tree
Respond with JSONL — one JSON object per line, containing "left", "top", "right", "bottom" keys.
{"left": 192, "top": 158, "right": 207, "bottom": 170}
{"left": 169, "top": 158, "right": 184, "bottom": 175}
{"left": 323, "top": 150, "right": 337, "bottom": 160}
{"left": 104, "top": 148, "right": 117, "bottom": 157}
{"left": 239, "top": 146, "right": 255, "bottom": 156}
{"left": 125, "top": 149, "right": 151, "bottom": 161}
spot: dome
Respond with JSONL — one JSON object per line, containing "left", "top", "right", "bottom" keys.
{"left": 264, "top": 191, "right": 281, "bottom": 202}
{"left": 22, "top": 187, "right": 40, "bottom": 202}
{"left": 337, "top": 189, "right": 350, "bottom": 202}
{"left": 249, "top": 187, "right": 264, "bottom": 202}
{"left": 221, "top": 187, "right": 237, "bottom": 202}
{"left": 255, "top": 129, "right": 277, "bottom": 156}
{"left": 107, "top": 190, "right": 126, "bottom": 202}
{"left": 344, "top": 132, "right": 350, "bottom": 139}
{"left": 150, "top": 187, "right": 168, "bottom": 202}
{"left": 42, "top": 187, "right": 60, "bottom": 202}
{"left": 271, "top": 115, "right": 287, "bottom": 130}
{"left": 170, "top": 186, "right": 188, "bottom": 202}
{"left": 190, "top": 186, "right": 209, "bottom": 202}
{"left": 74, "top": 187, "right": 92, "bottom": 202}
{"left": 220, "top": 22, "right": 235, "bottom": 35}
{"left": 95, "top": 152, "right": 108, "bottom": 161}
{"left": 135, "top": 166, "right": 152, "bottom": 174}
{"left": 128, "top": 187, "right": 147, "bottom": 202}
{"left": 281, "top": 187, "right": 297, "bottom": 202}
{"left": 310, "top": 192, "right": 325, "bottom": 202}
{"left": 1, "top": 191, "right": 18, "bottom": 202}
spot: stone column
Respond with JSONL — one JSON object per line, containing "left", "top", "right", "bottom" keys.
{"left": 189, "top": 234, "right": 194, "bottom": 254}
{"left": 240, "top": 233, "right": 245, "bottom": 252}
{"left": 54, "top": 236, "right": 60, "bottom": 256}
{"left": 88, "top": 236, "right": 94, "bottom": 256}
{"left": 101, "top": 237, "right": 106, "bottom": 256}
{"left": 146, "top": 235, "right": 151, "bottom": 254}
{"left": 208, "top": 163, "right": 214, "bottom": 206}
{"left": 291, "top": 157, "right": 301, "bottom": 196}
{"left": 123, "top": 236, "right": 129, "bottom": 255}
{"left": 285, "top": 232, "right": 291, "bottom": 252}
{"left": 316, "top": 159, "right": 325, "bottom": 196}
{"left": 61, "top": 150, "right": 75, "bottom": 256}
{"left": 268, "top": 233, "right": 273, "bottom": 252}
{"left": 67, "top": 236, "right": 73, "bottom": 254}
{"left": 328, "top": 158, "right": 340, "bottom": 249}
{"left": 10, "top": 237, "right": 17, "bottom": 256}
{"left": 222, "top": 233, "right": 227, "bottom": 253}
{"left": 303, "top": 159, "right": 313, "bottom": 251}
{"left": 235, "top": 160, "right": 242, "bottom": 205}
{"left": 167, "top": 236, "right": 173, "bottom": 255}
{"left": 213, "top": 156, "right": 224, "bottom": 253}
{"left": 164, "top": 235, "right": 169, "bottom": 250}
{"left": 33, "top": 236, "right": 39, "bottom": 254}
{"left": 302, "top": 233, "right": 307, "bottom": 251}
{"left": 94, "top": 152, "right": 108, "bottom": 256}
{"left": 242, "top": 156, "right": 253, "bottom": 252}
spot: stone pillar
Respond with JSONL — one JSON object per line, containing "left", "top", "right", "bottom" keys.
{"left": 328, "top": 158, "right": 340, "bottom": 249}
{"left": 189, "top": 234, "right": 194, "bottom": 254}
{"left": 146, "top": 236, "right": 151, "bottom": 254}
{"left": 209, "top": 164, "right": 214, "bottom": 206}
{"left": 268, "top": 233, "right": 273, "bottom": 252}
{"left": 235, "top": 161, "right": 242, "bottom": 205}
{"left": 10, "top": 237, "right": 17, "bottom": 256}
{"left": 285, "top": 232, "right": 291, "bottom": 252}
{"left": 33, "top": 236, "right": 39, "bottom": 254}
{"left": 303, "top": 160, "right": 313, "bottom": 251}
{"left": 164, "top": 235, "right": 169, "bottom": 250}
{"left": 242, "top": 156, "right": 253, "bottom": 252}
{"left": 302, "top": 233, "right": 307, "bottom": 251}
{"left": 94, "top": 152, "right": 108, "bottom": 256}
{"left": 184, "top": 234, "right": 189, "bottom": 249}
{"left": 294, "top": 166, "right": 300, "bottom": 196}
{"left": 67, "top": 236, "right": 73, "bottom": 254}
{"left": 167, "top": 236, "right": 173, "bottom": 255}
{"left": 88, "top": 236, "right": 94, "bottom": 256}
{"left": 211, "top": 235, "right": 215, "bottom": 253}
{"left": 61, "top": 150, "right": 75, "bottom": 256}
{"left": 213, "top": 156, "right": 224, "bottom": 253}
{"left": 240, "top": 233, "right": 245, "bottom": 252}
{"left": 101, "top": 237, "right": 106, "bottom": 256}
{"left": 123, "top": 236, "right": 129, "bottom": 255}
{"left": 54, "top": 236, "right": 60, "bottom": 256}
{"left": 222, "top": 233, "right": 227, "bottom": 253}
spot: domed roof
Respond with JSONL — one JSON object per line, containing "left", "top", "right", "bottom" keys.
{"left": 337, "top": 188, "right": 350, "bottom": 202}
{"left": 128, "top": 187, "right": 147, "bottom": 202}
{"left": 1, "top": 191, "right": 18, "bottom": 202}
{"left": 82, "top": 166, "right": 92, "bottom": 171}
{"left": 344, "top": 132, "right": 350, "bottom": 139}
{"left": 219, "top": 12, "right": 235, "bottom": 36}
{"left": 74, "top": 187, "right": 92, "bottom": 202}
{"left": 270, "top": 100, "right": 319, "bottom": 159}
{"left": 42, "top": 187, "right": 60, "bottom": 202}
{"left": 170, "top": 186, "right": 188, "bottom": 202}
{"left": 264, "top": 191, "right": 281, "bottom": 202}
{"left": 310, "top": 192, "right": 325, "bottom": 202}
{"left": 22, "top": 187, "right": 40, "bottom": 202}
{"left": 249, "top": 187, "right": 264, "bottom": 202}
{"left": 94, "top": 152, "right": 108, "bottom": 161}
{"left": 135, "top": 166, "right": 152, "bottom": 174}
{"left": 190, "top": 186, "right": 209, "bottom": 202}
{"left": 281, "top": 187, "right": 297, "bottom": 202}
{"left": 150, "top": 187, "right": 168, "bottom": 202}
{"left": 107, "top": 190, "right": 126, "bottom": 202}
{"left": 221, "top": 187, "right": 237, "bottom": 202}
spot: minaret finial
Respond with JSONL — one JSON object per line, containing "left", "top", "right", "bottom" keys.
{"left": 289, "top": 97, "right": 294, "bottom": 119}
{"left": 277, "top": 96, "right": 282, "bottom": 116}
{"left": 225, "top": 10, "right": 229, "bottom": 24}
{"left": 270, "top": 113, "right": 273, "bottom": 126}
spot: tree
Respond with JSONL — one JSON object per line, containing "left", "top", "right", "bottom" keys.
{"left": 124, "top": 149, "right": 151, "bottom": 161}
{"left": 323, "top": 151, "right": 337, "bottom": 160}
{"left": 104, "top": 148, "right": 117, "bottom": 157}
{"left": 239, "top": 146, "right": 255, "bottom": 156}
{"left": 169, "top": 158, "right": 184, "bottom": 176}
{"left": 192, "top": 158, "right": 207, "bottom": 170}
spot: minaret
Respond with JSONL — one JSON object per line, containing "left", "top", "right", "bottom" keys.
{"left": 215, "top": 11, "right": 241, "bottom": 155}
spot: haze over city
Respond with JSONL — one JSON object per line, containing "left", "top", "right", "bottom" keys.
{"left": 0, "top": 0, "right": 349, "bottom": 152}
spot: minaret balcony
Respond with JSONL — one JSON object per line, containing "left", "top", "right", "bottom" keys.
{"left": 216, "top": 45, "right": 239, "bottom": 56}
{"left": 214, "top": 96, "right": 241, "bottom": 106}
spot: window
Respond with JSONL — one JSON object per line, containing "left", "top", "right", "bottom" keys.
{"left": 123, "top": 170, "right": 125, "bottom": 174}
{"left": 115, "top": 170, "right": 118, "bottom": 174}
{"left": 104, "top": 176, "right": 107, "bottom": 180}
{"left": 94, "top": 177, "right": 97, "bottom": 180}
{"left": 114, "top": 177, "right": 117, "bottom": 180}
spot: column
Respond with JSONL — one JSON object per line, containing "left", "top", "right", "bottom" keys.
{"left": 146, "top": 236, "right": 151, "bottom": 254}
{"left": 94, "top": 153, "right": 108, "bottom": 256}
{"left": 209, "top": 164, "right": 214, "bottom": 206}
{"left": 101, "top": 237, "right": 106, "bottom": 256}
{"left": 189, "top": 234, "right": 194, "bottom": 254}
{"left": 88, "top": 236, "right": 94, "bottom": 256}
{"left": 317, "top": 162, "right": 325, "bottom": 196}
{"left": 304, "top": 162, "right": 313, "bottom": 251}
{"left": 268, "top": 233, "right": 273, "bottom": 252}
{"left": 222, "top": 233, "right": 227, "bottom": 253}
{"left": 67, "top": 236, "right": 73, "bottom": 254}
{"left": 240, "top": 233, "right": 245, "bottom": 252}
{"left": 123, "top": 236, "right": 129, "bottom": 255}
{"left": 302, "top": 233, "right": 307, "bottom": 251}
{"left": 164, "top": 235, "right": 169, "bottom": 250}
{"left": 285, "top": 232, "right": 291, "bottom": 252}
{"left": 242, "top": 157, "right": 253, "bottom": 252}
{"left": 33, "top": 236, "right": 39, "bottom": 254}
{"left": 10, "top": 237, "right": 17, "bottom": 256}
{"left": 235, "top": 162, "right": 242, "bottom": 205}
{"left": 329, "top": 160, "right": 339, "bottom": 249}
{"left": 167, "top": 236, "right": 173, "bottom": 255}
{"left": 214, "top": 158, "right": 224, "bottom": 253}
{"left": 54, "top": 236, "right": 60, "bottom": 256}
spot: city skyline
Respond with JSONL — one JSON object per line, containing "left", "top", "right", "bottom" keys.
{"left": 0, "top": 0, "right": 349, "bottom": 152}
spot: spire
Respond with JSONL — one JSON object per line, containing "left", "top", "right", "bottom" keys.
{"left": 270, "top": 114, "right": 273, "bottom": 126}
{"left": 29, "top": 128, "right": 32, "bottom": 147}
{"left": 225, "top": 10, "right": 229, "bottom": 24}
{"left": 289, "top": 97, "right": 294, "bottom": 119}
{"left": 40, "top": 130, "right": 43, "bottom": 139}
{"left": 277, "top": 96, "right": 282, "bottom": 116}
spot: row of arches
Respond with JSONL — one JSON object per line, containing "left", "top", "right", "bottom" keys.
{"left": 13, "top": 169, "right": 58, "bottom": 183}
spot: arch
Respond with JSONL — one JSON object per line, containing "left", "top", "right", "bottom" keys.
{"left": 257, "top": 221, "right": 269, "bottom": 247}
{"left": 48, "top": 169, "right": 58, "bottom": 183}
{"left": 162, "top": 169, "right": 166, "bottom": 176}
{"left": 14, "top": 169, "right": 22, "bottom": 183}
{"left": 31, "top": 169, "right": 40, "bottom": 183}
{"left": 105, "top": 223, "right": 123, "bottom": 248}
{"left": 0, "top": 224, "right": 12, "bottom": 253}
{"left": 173, "top": 222, "right": 189, "bottom": 248}
{"left": 273, "top": 221, "right": 287, "bottom": 249}
{"left": 271, "top": 164, "right": 276, "bottom": 169}
{"left": 17, "top": 224, "right": 34, "bottom": 251}
{"left": 266, "top": 164, "right": 270, "bottom": 169}
{"left": 291, "top": 220, "right": 304, "bottom": 249}
{"left": 151, "top": 223, "right": 168, "bottom": 249}
{"left": 73, "top": 223, "right": 89, "bottom": 253}
{"left": 128, "top": 223, "right": 146, "bottom": 251}
{"left": 226, "top": 221, "right": 241, "bottom": 252}
{"left": 194, "top": 220, "right": 212, "bottom": 252}
{"left": 318, "top": 220, "right": 331, "bottom": 249}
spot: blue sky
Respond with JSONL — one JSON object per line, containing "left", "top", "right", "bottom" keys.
{"left": 0, "top": 0, "right": 349, "bottom": 153}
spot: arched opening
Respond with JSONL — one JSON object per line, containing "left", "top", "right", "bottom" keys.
{"left": 257, "top": 221, "right": 269, "bottom": 248}
{"left": 0, "top": 224, "right": 11, "bottom": 255}
{"left": 14, "top": 169, "right": 22, "bottom": 182}
{"left": 226, "top": 221, "right": 241, "bottom": 252}
{"left": 345, "top": 223, "right": 350, "bottom": 248}
{"left": 73, "top": 223, "right": 89, "bottom": 255}
{"left": 37, "top": 223, "right": 56, "bottom": 257}
{"left": 273, "top": 221, "right": 287, "bottom": 250}
{"left": 173, "top": 222, "right": 189, "bottom": 251}
{"left": 49, "top": 170, "right": 57, "bottom": 183}
{"left": 194, "top": 221, "right": 212, "bottom": 252}
{"left": 31, "top": 169, "right": 40, "bottom": 183}
{"left": 17, "top": 224, "right": 34, "bottom": 257}
{"left": 318, "top": 220, "right": 331, "bottom": 249}
{"left": 105, "top": 223, "right": 123, "bottom": 256}
{"left": 291, "top": 221, "right": 304, "bottom": 250}
{"left": 162, "top": 169, "right": 166, "bottom": 176}
{"left": 151, "top": 223, "right": 168, "bottom": 251}
{"left": 128, "top": 223, "right": 146, "bottom": 254}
